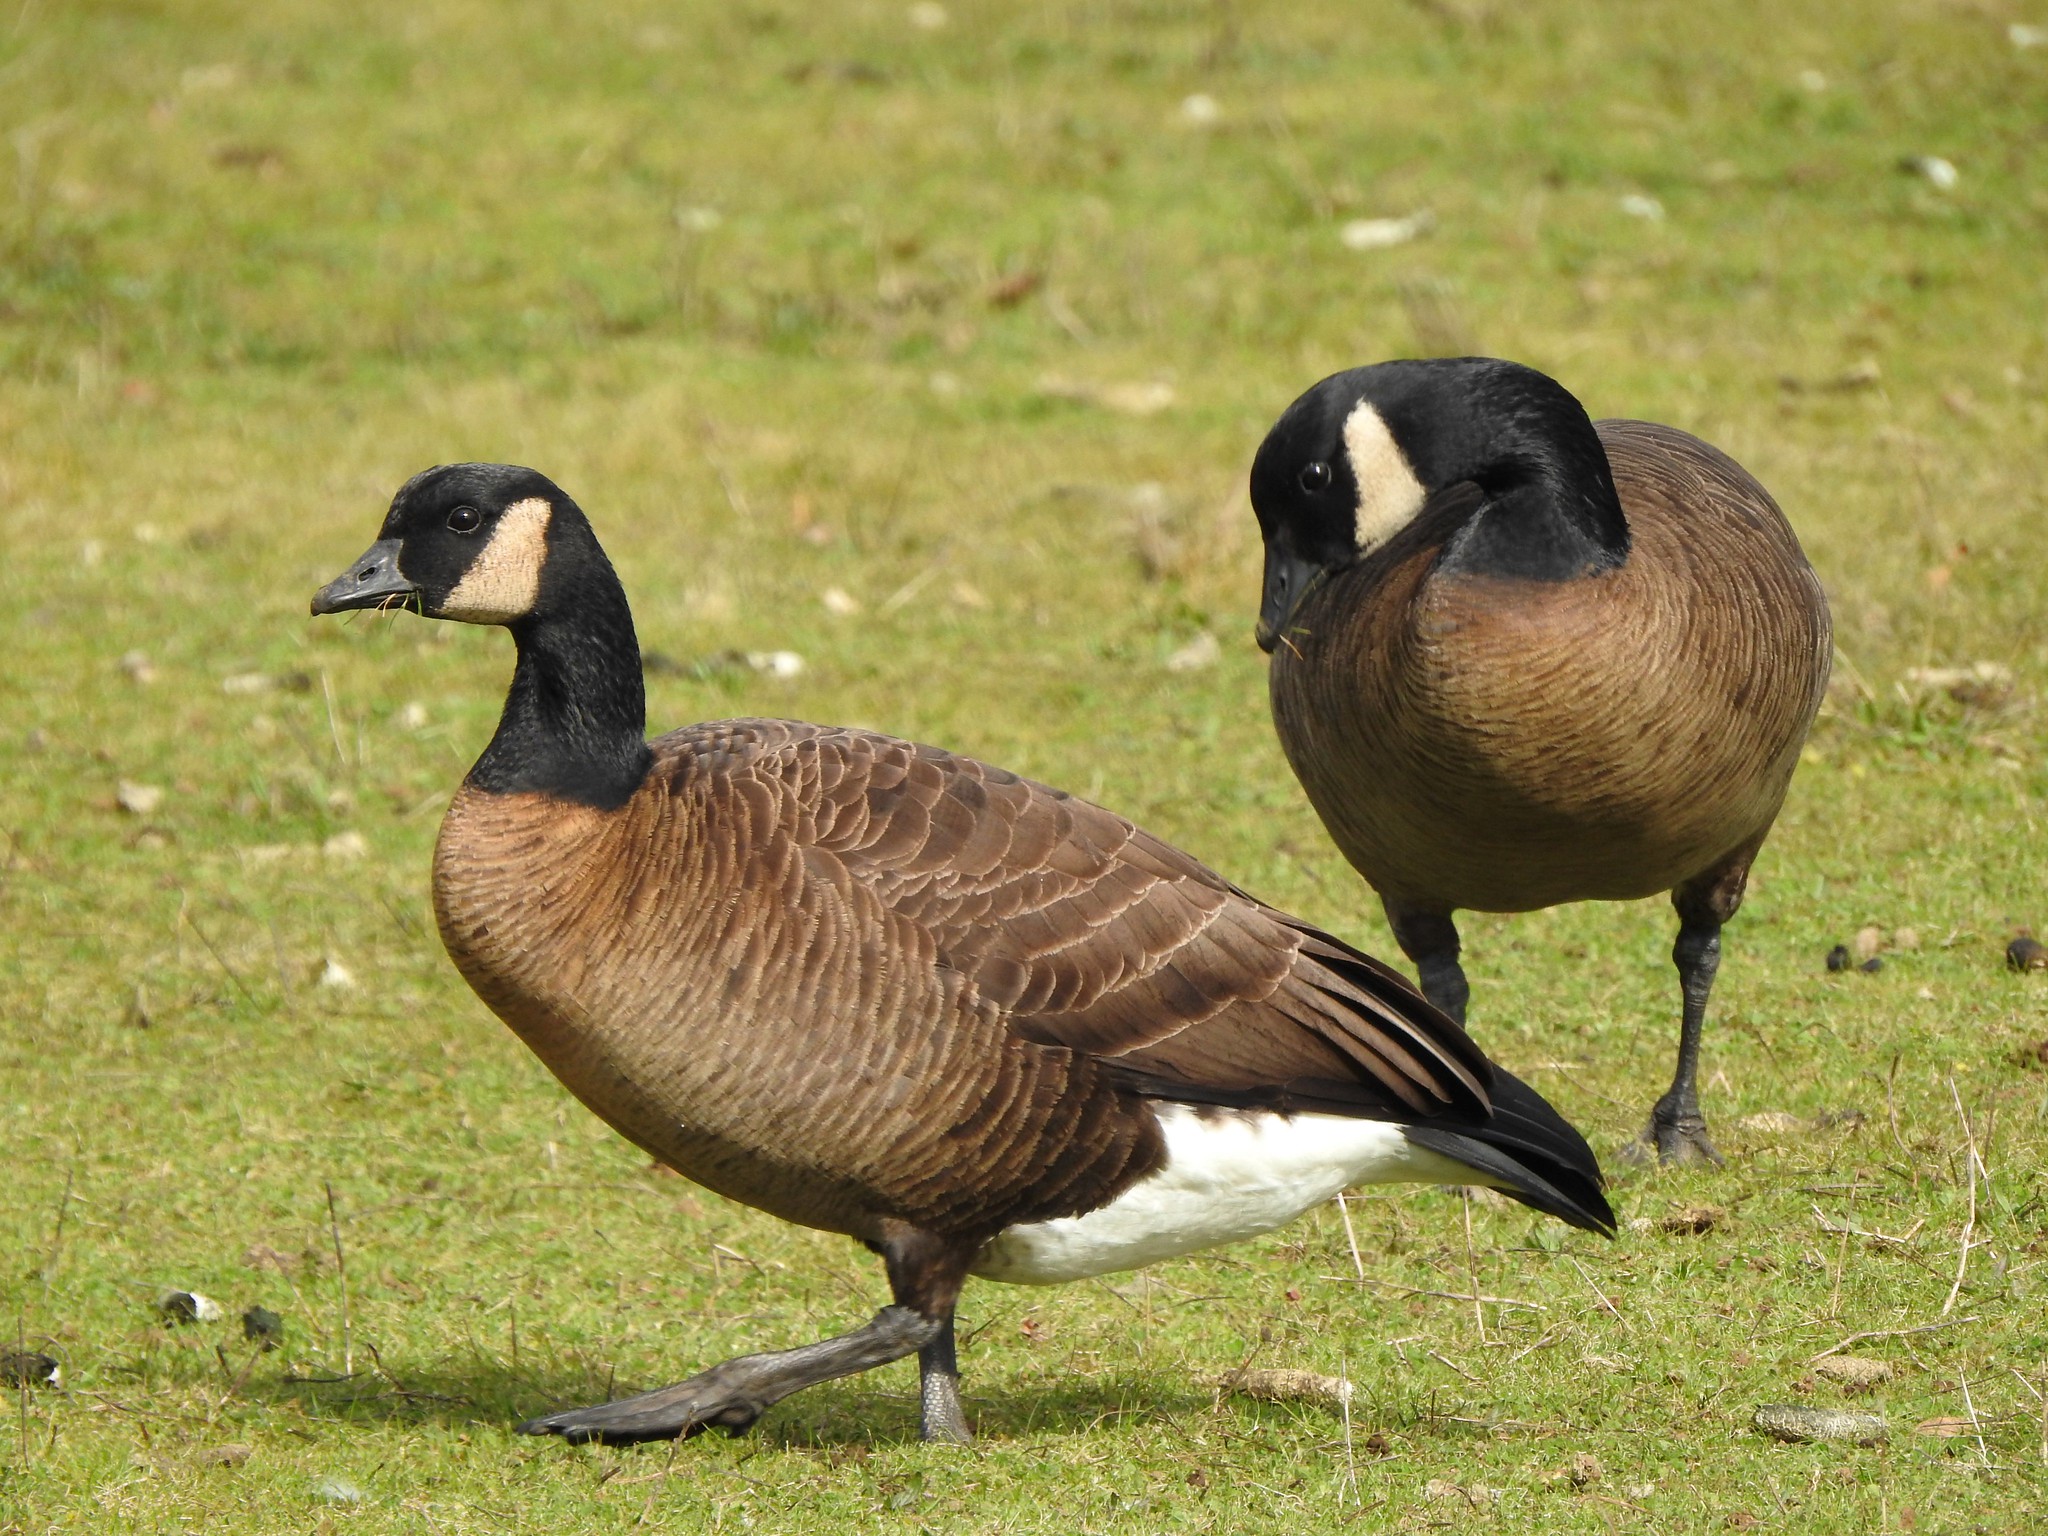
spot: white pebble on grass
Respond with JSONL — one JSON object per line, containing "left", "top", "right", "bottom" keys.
{"left": 1619, "top": 193, "right": 1665, "bottom": 221}
{"left": 908, "top": 2, "right": 948, "bottom": 29}
{"left": 321, "top": 830, "right": 368, "bottom": 860}
{"left": 746, "top": 650, "right": 806, "bottom": 679}
{"left": 821, "top": 586, "right": 862, "bottom": 616}
{"left": 1340, "top": 211, "right": 1433, "bottom": 250}
{"left": 1179, "top": 93, "right": 1221, "bottom": 126}
{"left": 116, "top": 781, "right": 165, "bottom": 816}
{"left": 1165, "top": 633, "right": 1222, "bottom": 672}
{"left": 2011, "top": 23, "right": 2047, "bottom": 49}
{"left": 1905, "top": 155, "right": 1958, "bottom": 190}
{"left": 319, "top": 957, "right": 357, "bottom": 991}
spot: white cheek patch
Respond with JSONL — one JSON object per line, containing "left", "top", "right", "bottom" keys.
{"left": 1342, "top": 401, "right": 1428, "bottom": 554}
{"left": 440, "top": 497, "right": 552, "bottom": 623}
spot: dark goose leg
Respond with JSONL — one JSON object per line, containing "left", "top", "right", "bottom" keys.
{"left": 519, "top": 1226, "right": 977, "bottom": 1445}
{"left": 1630, "top": 849, "right": 1758, "bottom": 1167}
{"left": 1382, "top": 898, "right": 1470, "bottom": 1026}
{"left": 916, "top": 1314, "right": 972, "bottom": 1445}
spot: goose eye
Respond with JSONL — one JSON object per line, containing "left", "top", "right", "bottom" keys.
{"left": 1298, "top": 461, "right": 1332, "bottom": 493}
{"left": 447, "top": 505, "right": 483, "bottom": 534}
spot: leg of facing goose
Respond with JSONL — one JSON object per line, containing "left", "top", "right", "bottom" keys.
{"left": 1632, "top": 852, "right": 1757, "bottom": 1167}
{"left": 916, "top": 1314, "right": 972, "bottom": 1445}
{"left": 518, "top": 1225, "right": 977, "bottom": 1446}
{"left": 1381, "top": 898, "right": 1470, "bottom": 1026}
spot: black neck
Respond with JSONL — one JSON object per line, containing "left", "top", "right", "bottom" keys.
{"left": 467, "top": 578, "right": 653, "bottom": 810}
{"left": 1444, "top": 455, "right": 1630, "bottom": 582}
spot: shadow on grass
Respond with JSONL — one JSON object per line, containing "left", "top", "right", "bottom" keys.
{"left": 252, "top": 1357, "right": 1211, "bottom": 1449}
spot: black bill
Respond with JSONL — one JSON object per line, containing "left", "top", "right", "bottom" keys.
{"left": 311, "top": 539, "right": 418, "bottom": 616}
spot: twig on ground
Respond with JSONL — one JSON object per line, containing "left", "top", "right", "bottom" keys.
{"left": 1808, "top": 1314, "right": 1980, "bottom": 1363}
{"left": 325, "top": 1181, "right": 353, "bottom": 1377}
{"left": 1566, "top": 1255, "right": 1629, "bottom": 1333}
{"left": 181, "top": 903, "right": 259, "bottom": 1009}
{"left": 1960, "top": 1370, "right": 1990, "bottom": 1467}
{"left": 1338, "top": 1351, "right": 1358, "bottom": 1509}
{"left": 1426, "top": 1349, "right": 1480, "bottom": 1384}
{"left": 1810, "top": 1207, "right": 1925, "bottom": 1248}
{"left": 319, "top": 669, "right": 347, "bottom": 766}
{"left": 1460, "top": 1191, "right": 1487, "bottom": 1345}
{"left": 41, "top": 1162, "right": 75, "bottom": 1287}
{"left": 1335, "top": 1192, "right": 1366, "bottom": 1286}
{"left": 1322, "top": 1278, "right": 1544, "bottom": 1311}
{"left": 1885, "top": 1054, "right": 1915, "bottom": 1183}
{"left": 1944, "top": 1077, "right": 1981, "bottom": 1316}
{"left": 1826, "top": 1222, "right": 1851, "bottom": 1322}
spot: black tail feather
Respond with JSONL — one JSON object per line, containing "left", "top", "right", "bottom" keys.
{"left": 1402, "top": 1066, "right": 1616, "bottom": 1236}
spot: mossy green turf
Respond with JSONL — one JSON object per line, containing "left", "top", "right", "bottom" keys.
{"left": 3, "top": 1, "right": 2047, "bottom": 1530}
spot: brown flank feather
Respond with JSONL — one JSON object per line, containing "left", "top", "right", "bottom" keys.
{"left": 435, "top": 720, "right": 1494, "bottom": 1247}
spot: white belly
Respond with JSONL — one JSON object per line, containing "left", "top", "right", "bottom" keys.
{"left": 971, "top": 1104, "right": 1485, "bottom": 1285}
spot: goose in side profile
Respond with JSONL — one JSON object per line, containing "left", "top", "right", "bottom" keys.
{"left": 1250, "top": 357, "right": 1831, "bottom": 1167}
{"left": 312, "top": 462, "right": 1613, "bottom": 1447}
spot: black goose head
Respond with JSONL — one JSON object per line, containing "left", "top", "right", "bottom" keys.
{"left": 311, "top": 462, "right": 613, "bottom": 627}
{"left": 313, "top": 463, "right": 651, "bottom": 808}
{"left": 1248, "top": 357, "right": 1630, "bottom": 652}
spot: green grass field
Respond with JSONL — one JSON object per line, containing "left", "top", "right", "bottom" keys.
{"left": 4, "top": 1, "right": 2047, "bottom": 1529}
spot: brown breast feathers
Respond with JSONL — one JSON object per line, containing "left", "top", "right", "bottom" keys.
{"left": 1270, "top": 419, "right": 1832, "bottom": 912}
{"left": 433, "top": 720, "right": 1492, "bottom": 1245}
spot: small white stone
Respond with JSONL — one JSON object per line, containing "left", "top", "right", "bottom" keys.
{"left": 746, "top": 650, "right": 806, "bottom": 679}
{"left": 116, "top": 781, "right": 165, "bottom": 816}
{"left": 2011, "top": 23, "right": 2048, "bottom": 49}
{"left": 1906, "top": 155, "right": 1958, "bottom": 190}
{"left": 319, "top": 957, "right": 357, "bottom": 990}
{"left": 821, "top": 586, "right": 862, "bottom": 616}
{"left": 1798, "top": 69, "right": 1828, "bottom": 92}
{"left": 1165, "top": 633, "right": 1222, "bottom": 672}
{"left": 908, "top": 2, "right": 948, "bottom": 29}
{"left": 119, "top": 650, "right": 156, "bottom": 685}
{"left": 221, "top": 672, "right": 274, "bottom": 695}
{"left": 1097, "top": 381, "right": 1176, "bottom": 416}
{"left": 1619, "top": 193, "right": 1665, "bottom": 221}
{"left": 397, "top": 701, "right": 429, "bottom": 730}
{"left": 81, "top": 540, "right": 105, "bottom": 568}
{"left": 1179, "top": 93, "right": 1221, "bottom": 126}
{"left": 675, "top": 205, "right": 722, "bottom": 233}
{"left": 1340, "top": 211, "right": 1433, "bottom": 250}
{"left": 321, "top": 830, "right": 368, "bottom": 861}
{"left": 180, "top": 63, "right": 240, "bottom": 93}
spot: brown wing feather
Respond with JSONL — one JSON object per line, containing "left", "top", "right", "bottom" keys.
{"left": 731, "top": 720, "right": 1492, "bottom": 1120}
